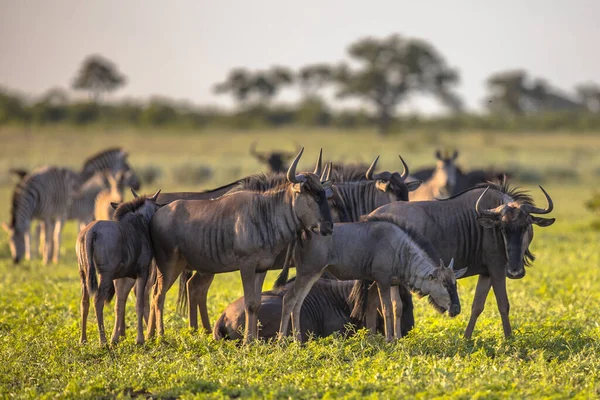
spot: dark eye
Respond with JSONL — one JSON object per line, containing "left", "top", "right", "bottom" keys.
{"left": 314, "top": 195, "right": 321, "bottom": 203}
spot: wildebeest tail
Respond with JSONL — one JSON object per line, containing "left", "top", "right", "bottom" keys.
{"left": 349, "top": 279, "right": 370, "bottom": 320}
{"left": 177, "top": 270, "right": 193, "bottom": 316}
{"left": 78, "top": 231, "right": 99, "bottom": 297}
{"left": 273, "top": 241, "right": 295, "bottom": 289}
{"left": 212, "top": 312, "right": 228, "bottom": 340}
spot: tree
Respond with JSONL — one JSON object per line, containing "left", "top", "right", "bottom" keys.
{"left": 331, "top": 34, "right": 461, "bottom": 134}
{"left": 485, "top": 70, "right": 528, "bottom": 115}
{"left": 298, "top": 64, "right": 333, "bottom": 97}
{"left": 72, "top": 54, "right": 126, "bottom": 102}
{"left": 214, "top": 66, "right": 293, "bottom": 107}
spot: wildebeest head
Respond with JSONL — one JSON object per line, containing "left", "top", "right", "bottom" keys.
{"left": 433, "top": 149, "right": 459, "bottom": 198}
{"left": 421, "top": 259, "right": 467, "bottom": 317}
{"left": 250, "top": 141, "right": 300, "bottom": 174}
{"left": 365, "top": 155, "right": 421, "bottom": 201}
{"left": 476, "top": 185, "right": 555, "bottom": 279}
{"left": 287, "top": 148, "right": 334, "bottom": 235}
{"left": 110, "top": 188, "right": 164, "bottom": 222}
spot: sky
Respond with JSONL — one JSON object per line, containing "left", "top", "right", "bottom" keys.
{"left": 1, "top": 0, "right": 599, "bottom": 113}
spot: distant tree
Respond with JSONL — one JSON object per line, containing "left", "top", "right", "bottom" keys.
{"left": 0, "top": 87, "right": 27, "bottom": 124}
{"left": 298, "top": 64, "right": 333, "bottom": 97}
{"left": 485, "top": 70, "right": 528, "bottom": 115}
{"left": 330, "top": 34, "right": 461, "bottom": 134}
{"left": 214, "top": 66, "right": 293, "bottom": 107}
{"left": 31, "top": 87, "right": 69, "bottom": 124}
{"left": 576, "top": 83, "right": 600, "bottom": 113}
{"left": 71, "top": 54, "right": 126, "bottom": 102}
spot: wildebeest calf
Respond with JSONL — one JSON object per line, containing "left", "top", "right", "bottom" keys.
{"left": 76, "top": 189, "right": 162, "bottom": 345}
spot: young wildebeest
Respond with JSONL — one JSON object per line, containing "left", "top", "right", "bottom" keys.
{"left": 213, "top": 275, "right": 415, "bottom": 342}
{"left": 409, "top": 150, "right": 459, "bottom": 201}
{"left": 147, "top": 149, "right": 334, "bottom": 343}
{"left": 76, "top": 189, "right": 162, "bottom": 345}
{"left": 368, "top": 181, "right": 555, "bottom": 338}
{"left": 279, "top": 217, "right": 466, "bottom": 341}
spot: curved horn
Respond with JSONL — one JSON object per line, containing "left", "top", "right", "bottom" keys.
{"left": 475, "top": 187, "right": 497, "bottom": 217}
{"left": 521, "top": 186, "right": 554, "bottom": 215}
{"left": 320, "top": 162, "right": 330, "bottom": 182}
{"left": 131, "top": 188, "right": 139, "bottom": 198}
{"left": 313, "top": 148, "right": 323, "bottom": 175}
{"left": 149, "top": 189, "right": 162, "bottom": 201}
{"left": 365, "top": 155, "right": 380, "bottom": 180}
{"left": 326, "top": 162, "right": 332, "bottom": 181}
{"left": 286, "top": 147, "right": 304, "bottom": 184}
{"left": 398, "top": 155, "right": 409, "bottom": 179}
{"left": 448, "top": 258, "right": 454, "bottom": 270}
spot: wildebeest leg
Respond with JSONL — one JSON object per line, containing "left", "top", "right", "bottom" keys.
{"left": 95, "top": 278, "right": 112, "bottom": 345}
{"left": 240, "top": 267, "right": 259, "bottom": 343}
{"left": 376, "top": 282, "right": 394, "bottom": 342}
{"left": 112, "top": 278, "right": 135, "bottom": 341}
{"left": 491, "top": 276, "right": 512, "bottom": 338}
{"left": 290, "top": 271, "right": 323, "bottom": 342}
{"left": 187, "top": 272, "right": 215, "bottom": 333}
{"left": 52, "top": 218, "right": 63, "bottom": 264}
{"left": 24, "top": 230, "right": 31, "bottom": 261}
{"left": 149, "top": 259, "right": 186, "bottom": 338}
{"left": 464, "top": 274, "right": 492, "bottom": 339}
{"left": 80, "top": 273, "right": 90, "bottom": 344}
{"left": 254, "top": 271, "right": 267, "bottom": 337}
{"left": 42, "top": 219, "right": 54, "bottom": 265}
{"left": 365, "top": 283, "right": 379, "bottom": 334}
{"left": 134, "top": 273, "right": 149, "bottom": 344}
{"left": 391, "top": 286, "right": 403, "bottom": 339}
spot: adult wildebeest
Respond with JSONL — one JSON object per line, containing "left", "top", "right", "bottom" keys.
{"left": 147, "top": 149, "right": 334, "bottom": 343}
{"left": 409, "top": 150, "right": 459, "bottom": 201}
{"left": 213, "top": 275, "right": 416, "bottom": 342}
{"left": 368, "top": 181, "right": 555, "bottom": 338}
{"left": 249, "top": 141, "right": 302, "bottom": 173}
{"left": 77, "top": 189, "right": 162, "bottom": 345}
{"left": 278, "top": 217, "right": 466, "bottom": 341}
{"left": 179, "top": 155, "right": 421, "bottom": 336}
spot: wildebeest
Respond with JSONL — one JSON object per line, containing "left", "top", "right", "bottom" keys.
{"left": 249, "top": 141, "right": 302, "bottom": 173}
{"left": 213, "top": 275, "right": 416, "bottom": 342}
{"left": 278, "top": 218, "right": 466, "bottom": 341}
{"left": 368, "top": 181, "right": 555, "bottom": 338}
{"left": 76, "top": 189, "right": 162, "bottom": 345}
{"left": 409, "top": 150, "right": 459, "bottom": 201}
{"left": 147, "top": 149, "right": 334, "bottom": 343}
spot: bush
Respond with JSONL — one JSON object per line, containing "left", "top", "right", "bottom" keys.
{"left": 136, "top": 165, "right": 163, "bottom": 186}
{"left": 171, "top": 163, "right": 214, "bottom": 185}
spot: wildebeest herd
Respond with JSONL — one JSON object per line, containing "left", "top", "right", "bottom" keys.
{"left": 3, "top": 144, "right": 555, "bottom": 345}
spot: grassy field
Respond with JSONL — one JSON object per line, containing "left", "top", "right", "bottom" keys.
{"left": 0, "top": 126, "right": 599, "bottom": 398}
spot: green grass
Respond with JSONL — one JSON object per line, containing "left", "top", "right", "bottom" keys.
{"left": 1, "top": 127, "right": 600, "bottom": 398}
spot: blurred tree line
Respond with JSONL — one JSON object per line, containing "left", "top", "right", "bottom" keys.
{"left": 2, "top": 35, "right": 600, "bottom": 134}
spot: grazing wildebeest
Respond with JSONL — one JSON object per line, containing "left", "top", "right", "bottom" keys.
{"left": 278, "top": 218, "right": 466, "bottom": 341}
{"left": 147, "top": 149, "right": 334, "bottom": 343}
{"left": 76, "top": 189, "right": 162, "bottom": 345}
{"left": 368, "top": 181, "right": 555, "bottom": 338}
{"left": 213, "top": 275, "right": 416, "bottom": 342}
{"left": 409, "top": 150, "right": 459, "bottom": 201}
{"left": 180, "top": 155, "right": 421, "bottom": 336}
{"left": 249, "top": 141, "right": 301, "bottom": 174}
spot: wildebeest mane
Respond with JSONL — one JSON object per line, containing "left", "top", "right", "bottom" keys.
{"left": 113, "top": 196, "right": 150, "bottom": 221}
{"left": 444, "top": 180, "right": 534, "bottom": 206}
{"left": 360, "top": 214, "right": 441, "bottom": 263}
{"left": 234, "top": 172, "right": 288, "bottom": 193}
{"left": 331, "top": 164, "right": 368, "bottom": 183}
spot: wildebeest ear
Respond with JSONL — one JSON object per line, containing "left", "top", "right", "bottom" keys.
{"left": 324, "top": 187, "right": 334, "bottom": 199}
{"left": 476, "top": 215, "right": 500, "bottom": 228}
{"left": 435, "top": 150, "right": 442, "bottom": 160}
{"left": 291, "top": 182, "right": 304, "bottom": 193}
{"left": 110, "top": 202, "right": 120, "bottom": 210}
{"left": 451, "top": 150, "right": 459, "bottom": 161}
{"left": 454, "top": 267, "right": 468, "bottom": 279}
{"left": 406, "top": 180, "right": 422, "bottom": 192}
{"left": 532, "top": 217, "right": 555, "bottom": 227}
{"left": 375, "top": 180, "right": 390, "bottom": 192}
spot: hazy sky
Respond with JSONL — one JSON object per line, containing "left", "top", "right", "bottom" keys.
{"left": 1, "top": 0, "right": 599, "bottom": 112}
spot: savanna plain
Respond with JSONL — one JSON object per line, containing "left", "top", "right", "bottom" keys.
{"left": 0, "top": 126, "right": 599, "bottom": 399}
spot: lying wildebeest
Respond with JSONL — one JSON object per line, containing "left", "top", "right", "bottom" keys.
{"left": 368, "top": 181, "right": 555, "bottom": 338}
{"left": 213, "top": 274, "right": 415, "bottom": 342}
{"left": 249, "top": 141, "right": 302, "bottom": 174}
{"left": 76, "top": 189, "right": 162, "bottom": 345}
{"left": 179, "top": 155, "right": 421, "bottom": 336}
{"left": 279, "top": 217, "right": 466, "bottom": 341}
{"left": 409, "top": 150, "right": 458, "bottom": 201}
{"left": 147, "top": 149, "right": 334, "bottom": 343}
